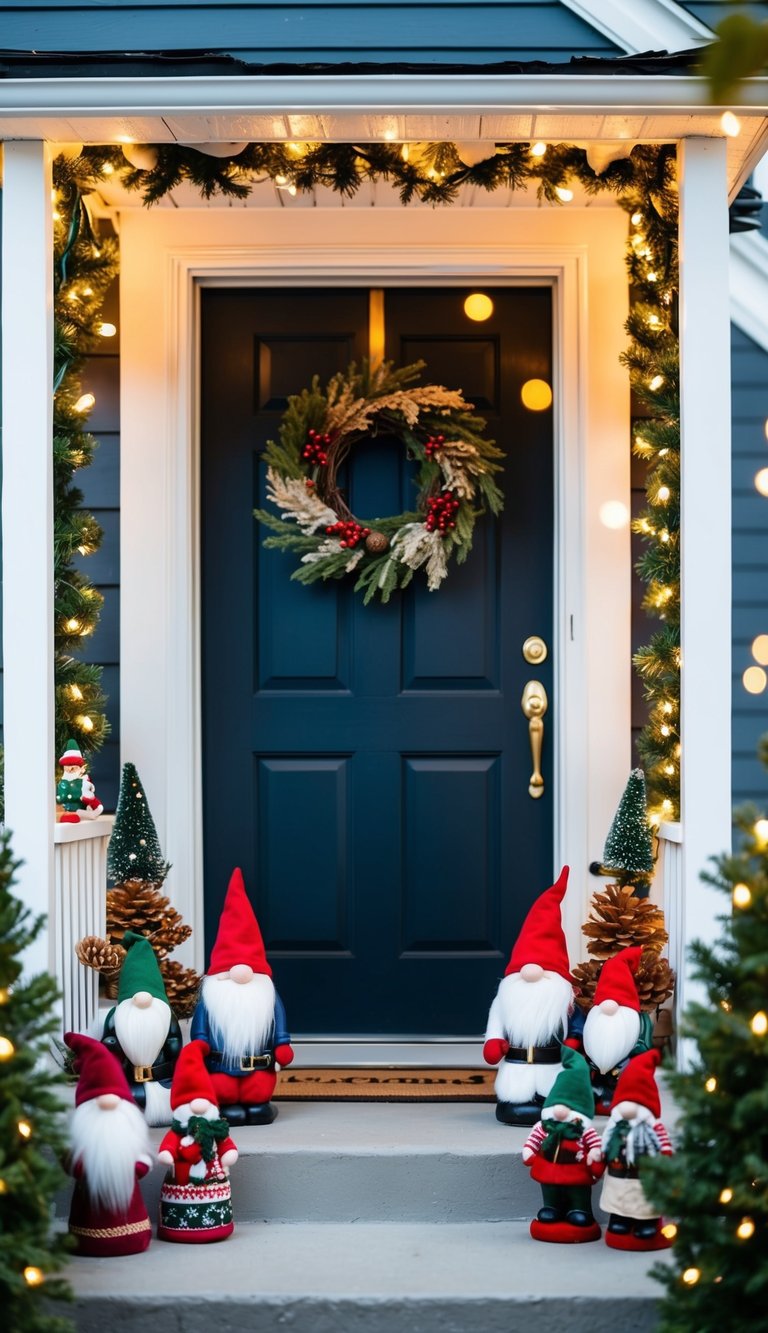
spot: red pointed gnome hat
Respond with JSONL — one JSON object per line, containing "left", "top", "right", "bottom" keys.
{"left": 207, "top": 867, "right": 271, "bottom": 977}
{"left": 170, "top": 1039, "right": 219, "bottom": 1110}
{"left": 64, "top": 1031, "right": 133, "bottom": 1106}
{"left": 505, "top": 866, "right": 571, "bottom": 981}
{"left": 610, "top": 1047, "right": 663, "bottom": 1119}
{"left": 593, "top": 945, "right": 643, "bottom": 1012}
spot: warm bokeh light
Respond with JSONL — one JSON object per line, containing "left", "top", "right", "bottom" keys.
{"left": 682, "top": 1268, "right": 700, "bottom": 1286}
{"left": 0, "top": 1037, "right": 14, "bottom": 1060}
{"left": 755, "top": 467, "right": 768, "bottom": 497}
{"left": 720, "top": 1188, "right": 733, "bottom": 1204}
{"left": 733, "top": 883, "right": 753, "bottom": 909}
{"left": 599, "top": 500, "right": 630, "bottom": 529}
{"left": 463, "top": 293, "right": 494, "bottom": 322}
{"left": 752, "top": 635, "right": 768, "bottom": 666}
{"left": 705, "top": 1076, "right": 717, "bottom": 1092}
{"left": 754, "top": 819, "right": 768, "bottom": 846}
{"left": 743, "top": 666, "right": 767, "bottom": 695}
{"left": 721, "top": 111, "right": 742, "bottom": 137}
{"left": 23, "top": 1267, "right": 45, "bottom": 1287}
{"left": 751, "top": 1011, "right": 768, "bottom": 1036}
{"left": 521, "top": 379, "right": 553, "bottom": 412}
{"left": 529, "top": 142, "right": 547, "bottom": 158}
{"left": 737, "top": 1217, "right": 756, "bottom": 1239}
{"left": 98, "top": 322, "right": 117, "bottom": 338}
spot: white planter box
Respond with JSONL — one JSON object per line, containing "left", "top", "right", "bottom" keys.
{"left": 53, "top": 815, "right": 114, "bottom": 1034}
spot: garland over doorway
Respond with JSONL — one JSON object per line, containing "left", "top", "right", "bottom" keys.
{"left": 54, "top": 140, "right": 680, "bottom": 819}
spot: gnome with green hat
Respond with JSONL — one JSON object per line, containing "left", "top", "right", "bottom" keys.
{"left": 522, "top": 1045, "right": 605, "bottom": 1243}
{"left": 56, "top": 737, "right": 104, "bottom": 823}
{"left": 101, "top": 930, "right": 184, "bottom": 1126}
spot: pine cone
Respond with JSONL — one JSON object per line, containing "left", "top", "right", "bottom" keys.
{"left": 106, "top": 881, "right": 191, "bottom": 958}
{"left": 76, "top": 935, "right": 127, "bottom": 975}
{"left": 582, "top": 883, "right": 668, "bottom": 959}
{"left": 572, "top": 950, "right": 675, "bottom": 1013}
{"left": 160, "top": 960, "right": 201, "bottom": 1019}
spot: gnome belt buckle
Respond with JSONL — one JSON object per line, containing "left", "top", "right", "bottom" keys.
{"left": 134, "top": 1064, "right": 154, "bottom": 1083}
{"left": 526, "top": 1044, "right": 535, "bottom": 1064}
{"left": 240, "top": 1055, "right": 268, "bottom": 1072}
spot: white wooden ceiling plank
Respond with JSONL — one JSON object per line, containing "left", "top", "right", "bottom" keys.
{"left": 533, "top": 114, "right": 607, "bottom": 139}
{"left": 65, "top": 116, "right": 177, "bottom": 144}
{"left": 0, "top": 117, "right": 79, "bottom": 139}
{"left": 285, "top": 114, "right": 327, "bottom": 142}
{"left": 478, "top": 114, "right": 534, "bottom": 140}
{"left": 599, "top": 115, "right": 648, "bottom": 140}
{"left": 321, "top": 115, "right": 378, "bottom": 142}
{"left": 401, "top": 115, "right": 482, "bottom": 140}
{"left": 163, "top": 113, "right": 289, "bottom": 142}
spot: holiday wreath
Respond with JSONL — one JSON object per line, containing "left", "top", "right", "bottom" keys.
{"left": 254, "top": 359, "right": 504, "bottom": 603}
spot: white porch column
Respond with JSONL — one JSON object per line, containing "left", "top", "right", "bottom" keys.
{"left": 677, "top": 136, "right": 731, "bottom": 1047}
{"left": 1, "top": 141, "right": 55, "bottom": 974}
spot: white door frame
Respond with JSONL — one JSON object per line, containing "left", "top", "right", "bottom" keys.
{"left": 120, "top": 205, "right": 630, "bottom": 998}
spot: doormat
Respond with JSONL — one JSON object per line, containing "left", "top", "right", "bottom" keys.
{"left": 273, "top": 1068, "right": 496, "bottom": 1101}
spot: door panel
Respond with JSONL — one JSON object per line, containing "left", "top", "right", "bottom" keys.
{"left": 201, "top": 285, "right": 553, "bottom": 1035}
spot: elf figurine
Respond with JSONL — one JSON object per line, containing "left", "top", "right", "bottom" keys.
{"left": 64, "top": 1032, "right": 153, "bottom": 1257}
{"left": 190, "top": 867, "right": 293, "bottom": 1126}
{"left": 599, "top": 1047, "right": 674, "bottom": 1250}
{"left": 522, "top": 1045, "right": 604, "bottom": 1243}
{"left": 101, "top": 930, "right": 183, "bottom": 1126}
{"left": 483, "top": 867, "right": 584, "bottom": 1126}
{"left": 580, "top": 946, "right": 653, "bottom": 1116}
{"left": 157, "top": 1038, "right": 238, "bottom": 1243}
{"left": 57, "top": 738, "right": 104, "bottom": 823}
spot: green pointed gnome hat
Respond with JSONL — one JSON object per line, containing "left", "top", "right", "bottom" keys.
{"left": 543, "top": 1046, "right": 595, "bottom": 1120}
{"left": 117, "top": 930, "right": 169, "bottom": 1006}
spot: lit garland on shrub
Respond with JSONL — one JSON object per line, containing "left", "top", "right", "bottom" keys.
{"left": 68, "top": 139, "right": 680, "bottom": 813}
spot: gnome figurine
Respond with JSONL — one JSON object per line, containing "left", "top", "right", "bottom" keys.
{"left": 190, "top": 868, "right": 293, "bottom": 1126}
{"left": 101, "top": 930, "right": 183, "bottom": 1126}
{"left": 157, "top": 1039, "right": 238, "bottom": 1243}
{"left": 64, "top": 1032, "right": 153, "bottom": 1257}
{"left": 483, "top": 866, "right": 583, "bottom": 1125}
{"left": 522, "top": 1045, "right": 604, "bottom": 1244}
{"left": 600, "top": 1048, "right": 673, "bottom": 1250}
{"left": 581, "top": 946, "right": 654, "bottom": 1115}
{"left": 57, "top": 739, "right": 104, "bottom": 824}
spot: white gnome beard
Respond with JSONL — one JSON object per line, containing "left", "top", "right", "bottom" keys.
{"left": 496, "top": 972, "right": 573, "bottom": 1048}
{"left": 202, "top": 973, "right": 276, "bottom": 1062}
{"left": 113, "top": 995, "right": 172, "bottom": 1066}
{"left": 582, "top": 1005, "right": 641, "bottom": 1074}
{"left": 602, "top": 1104, "right": 659, "bottom": 1165}
{"left": 544, "top": 1107, "right": 592, "bottom": 1131}
{"left": 172, "top": 1101, "right": 220, "bottom": 1128}
{"left": 143, "top": 1080, "right": 173, "bottom": 1127}
{"left": 71, "top": 1098, "right": 152, "bottom": 1212}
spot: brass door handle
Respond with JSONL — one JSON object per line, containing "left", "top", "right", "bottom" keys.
{"left": 521, "top": 680, "right": 548, "bottom": 799}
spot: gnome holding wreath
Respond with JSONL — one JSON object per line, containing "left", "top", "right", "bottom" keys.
{"left": 65, "top": 1032, "right": 153, "bottom": 1257}
{"left": 101, "top": 929, "right": 183, "bottom": 1126}
{"left": 190, "top": 868, "right": 293, "bottom": 1125}
{"left": 157, "top": 1038, "right": 238, "bottom": 1243}
{"left": 522, "top": 1045, "right": 605, "bottom": 1244}
{"left": 581, "top": 945, "right": 653, "bottom": 1115}
{"left": 599, "top": 1047, "right": 674, "bottom": 1250}
{"left": 483, "top": 867, "right": 583, "bottom": 1125}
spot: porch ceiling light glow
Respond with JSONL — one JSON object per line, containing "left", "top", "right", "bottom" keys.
{"left": 97, "top": 322, "right": 116, "bottom": 338}
{"left": 720, "top": 111, "right": 741, "bottom": 138}
{"left": 743, "top": 666, "right": 767, "bottom": 695}
{"left": 463, "top": 293, "right": 494, "bottom": 322}
{"left": 520, "top": 379, "right": 553, "bottom": 411}
{"left": 599, "top": 500, "right": 629, "bottom": 529}
{"left": 529, "top": 142, "right": 547, "bottom": 158}
{"left": 752, "top": 634, "right": 768, "bottom": 665}
{"left": 754, "top": 467, "right": 768, "bottom": 496}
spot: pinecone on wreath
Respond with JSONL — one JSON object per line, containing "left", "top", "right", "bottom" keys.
{"left": 581, "top": 883, "right": 668, "bottom": 959}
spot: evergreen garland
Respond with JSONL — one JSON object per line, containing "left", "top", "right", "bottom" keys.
{"left": 52, "top": 152, "right": 118, "bottom": 762}
{"left": 644, "top": 788, "right": 768, "bottom": 1330}
{"left": 66, "top": 140, "right": 680, "bottom": 808}
{"left": 0, "top": 834, "right": 72, "bottom": 1332}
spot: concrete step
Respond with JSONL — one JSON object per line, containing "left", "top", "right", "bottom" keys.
{"left": 66, "top": 1219, "right": 665, "bottom": 1333}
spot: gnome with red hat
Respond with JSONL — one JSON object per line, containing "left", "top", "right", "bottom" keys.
{"left": 599, "top": 1047, "right": 673, "bottom": 1250}
{"left": 157, "top": 1038, "right": 238, "bottom": 1243}
{"left": 190, "top": 868, "right": 293, "bottom": 1125}
{"left": 56, "top": 738, "right": 104, "bottom": 823}
{"left": 64, "top": 1032, "right": 153, "bottom": 1256}
{"left": 581, "top": 946, "right": 653, "bottom": 1115}
{"left": 483, "top": 867, "right": 583, "bottom": 1126}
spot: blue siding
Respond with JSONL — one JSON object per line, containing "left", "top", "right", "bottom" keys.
{"left": 732, "top": 324, "right": 768, "bottom": 806}
{"left": 0, "top": 1, "right": 620, "bottom": 62}
{"left": 679, "top": 2, "right": 768, "bottom": 27}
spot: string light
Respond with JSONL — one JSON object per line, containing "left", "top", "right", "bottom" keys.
{"left": 657, "top": 486, "right": 670, "bottom": 503}
{"left": 77, "top": 715, "right": 94, "bottom": 733}
{"left": 631, "top": 210, "right": 643, "bottom": 225}
{"left": 755, "top": 467, "right": 768, "bottom": 497}
{"left": 705, "top": 1076, "right": 717, "bottom": 1092}
{"left": 65, "top": 618, "right": 81, "bottom": 633}
{"left": 664, "top": 763, "right": 675, "bottom": 775}
{"left": 530, "top": 142, "right": 547, "bottom": 158}
{"left": 0, "top": 1179, "right": 6, "bottom": 1194}
{"left": 649, "top": 374, "right": 664, "bottom": 391}
{"left": 661, "top": 1223, "right": 678, "bottom": 1240}
{"left": 721, "top": 111, "right": 741, "bottom": 138}
{"left": 682, "top": 1268, "right": 700, "bottom": 1286}
{"left": 400, "top": 145, "right": 410, "bottom": 162}
{"left": 100, "top": 163, "right": 114, "bottom": 175}
{"left": 554, "top": 186, "right": 573, "bottom": 202}
{"left": 750, "top": 1011, "right": 767, "bottom": 1036}
{"left": 737, "top": 1217, "right": 755, "bottom": 1240}
{"left": 752, "top": 634, "right": 768, "bottom": 666}
{"left": 720, "top": 1188, "right": 733, "bottom": 1204}
{"left": 661, "top": 724, "right": 671, "bottom": 737}
{"left": 17, "top": 1119, "right": 32, "bottom": 1139}
{"left": 74, "top": 393, "right": 95, "bottom": 413}
{"left": 0, "top": 987, "right": 9, "bottom": 1004}
{"left": 754, "top": 819, "right": 768, "bottom": 846}
{"left": 733, "top": 883, "right": 752, "bottom": 908}
{"left": 23, "top": 1267, "right": 45, "bottom": 1287}
{"left": 647, "top": 313, "right": 661, "bottom": 327}
{"left": 98, "top": 322, "right": 117, "bottom": 338}
{"left": 69, "top": 684, "right": 83, "bottom": 701}
{"left": 743, "top": 666, "right": 767, "bottom": 695}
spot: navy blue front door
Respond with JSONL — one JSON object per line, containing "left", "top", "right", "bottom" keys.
{"left": 201, "top": 286, "right": 553, "bottom": 1035}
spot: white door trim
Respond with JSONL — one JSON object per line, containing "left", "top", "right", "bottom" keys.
{"left": 561, "top": 0, "right": 712, "bottom": 53}
{"left": 120, "top": 206, "right": 629, "bottom": 996}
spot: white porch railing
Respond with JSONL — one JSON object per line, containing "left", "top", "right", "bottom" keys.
{"left": 655, "top": 820, "right": 684, "bottom": 1055}
{"left": 53, "top": 815, "right": 114, "bottom": 1034}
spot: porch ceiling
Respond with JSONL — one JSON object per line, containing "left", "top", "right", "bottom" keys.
{"left": 1, "top": 73, "right": 768, "bottom": 198}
